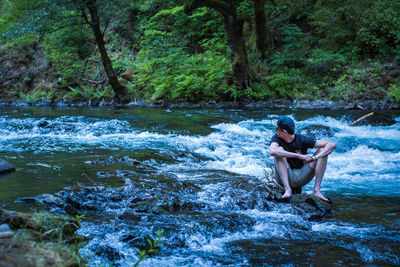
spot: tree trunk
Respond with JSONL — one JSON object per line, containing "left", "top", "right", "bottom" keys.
{"left": 254, "top": 0, "right": 267, "bottom": 59}
{"left": 184, "top": 0, "right": 251, "bottom": 91}
{"left": 86, "top": 1, "right": 125, "bottom": 99}
{"left": 222, "top": 13, "right": 251, "bottom": 90}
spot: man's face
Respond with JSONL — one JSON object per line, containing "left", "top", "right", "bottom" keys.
{"left": 276, "top": 127, "right": 287, "bottom": 138}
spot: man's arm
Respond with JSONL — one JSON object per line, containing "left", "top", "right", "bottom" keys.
{"left": 313, "top": 140, "right": 336, "bottom": 160}
{"left": 270, "top": 142, "right": 312, "bottom": 161}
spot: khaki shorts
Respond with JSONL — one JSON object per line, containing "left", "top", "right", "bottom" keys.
{"left": 275, "top": 164, "right": 315, "bottom": 189}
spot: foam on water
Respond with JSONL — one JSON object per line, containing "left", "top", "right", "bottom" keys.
{"left": 1, "top": 114, "right": 398, "bottom": 192}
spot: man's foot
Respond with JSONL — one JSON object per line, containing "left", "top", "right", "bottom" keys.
{"left": 313, "top": 190, "right": 330, "bottom": 203}
{"left": 282, "top": 190, "right": 292, "bottom": 200}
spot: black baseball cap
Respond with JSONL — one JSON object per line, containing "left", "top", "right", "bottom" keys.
{"left": 274, "top": 116, "right": 295, "bottom": 134}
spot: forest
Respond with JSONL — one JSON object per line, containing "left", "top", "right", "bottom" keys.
{"left": 1, "top": 0, "right": 400, "bottom": 104}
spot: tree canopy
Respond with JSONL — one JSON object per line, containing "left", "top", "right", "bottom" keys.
{"left": 0, "top": 0, "right": 399, "bottom": 103}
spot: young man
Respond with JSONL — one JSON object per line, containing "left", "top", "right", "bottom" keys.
{"left": 269, "top": 116, "right": 336, "bottom": 201}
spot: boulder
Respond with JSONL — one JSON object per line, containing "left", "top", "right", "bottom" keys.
{"left": 0, "top": 159, "right": 15, "bottom": 174}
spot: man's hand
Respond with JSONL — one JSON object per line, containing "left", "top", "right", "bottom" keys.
{"left": 299, "top": 154, "right": 316, "bottom": 164}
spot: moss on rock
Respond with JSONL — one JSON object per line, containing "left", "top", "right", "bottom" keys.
{"left": 0, "top": 208, "right": 87, "bottom": 267}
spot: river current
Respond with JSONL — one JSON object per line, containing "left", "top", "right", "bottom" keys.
{"left": 0, "top": 107, "right": 399, "bottom": 266}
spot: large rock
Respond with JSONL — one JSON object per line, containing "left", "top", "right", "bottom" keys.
{"left": 0, "top": 159, "right": 15, "bottom": 174}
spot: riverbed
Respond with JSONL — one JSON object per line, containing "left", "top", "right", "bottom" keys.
{"left": 0, "top": 106, "right": 399, "bottom": 266}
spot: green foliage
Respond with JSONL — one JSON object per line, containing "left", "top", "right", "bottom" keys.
{"left": 306, "top": 49, "right": 346, "bottom": 75}
{"left": 310, "top": 0, "right": 400, "bottom": 59}
{"left": 133, "top": 4, "right": 229, "bottom": 102}
{"left": 237, "top": 0, "right": 253, "bottom": 19}
{"left": 266, "top": 69, "right": 300, "bottom": 98}
{"left": 1, "top": 0, "right": 400, "bottom": 103}
{"left": 134, "top": 229, "right": 165, "bottom": 267}
{"left": 388, "top": 81, "right": 400, "bottom": 102}
{"left": 19, "top": 87, "right": 57, "bottom": 104}
{"left": 65, "top": 85, "right": 114, "bottom": 100}
{"left": 272, "top": 24, "right": 310, "bottom": 66}
{"left": 328, "top": 63, "right": 386, "bottom": 100}
{"left": 42, "top": 25, "right": 92, "bottom": 84}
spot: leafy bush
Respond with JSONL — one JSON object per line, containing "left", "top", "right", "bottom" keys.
{"left": 272, "top": 24, "right": 310, "bottom": 67}
{"left": 306, "top": 49, "right": 346, "bottom": 76}
{"left": 132, "top": 5, "right": 230, "bottom": 102}
{"left": 266, "top": 69, "right": 301, "bottom": 98}
{"left": 388, "top": 82, "right": 400, "bottom": 102}
{"left": 42, "top": 25, "right": 92, "bottom": 85}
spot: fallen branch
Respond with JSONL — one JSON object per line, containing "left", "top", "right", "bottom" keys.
{"left": 82, "top": 173, "right": 96, "bottom": 185}
{"left": 350, "top": 112, "right": 374, "bottom": 126}
{"left": 67, "top": 86, "right": 84, "bottom": 96}
{"left": 81, "top": 77, "right": 107, "bottom": 85}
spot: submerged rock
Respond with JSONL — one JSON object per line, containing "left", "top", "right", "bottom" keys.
{"left": 15, "top": 197, "right": 36, "bottom": 203}
{"left": 300, "top": 125, "right": 339, "bottom": 138}
{"left": 288, "top": 194, "right": 332, "bottom": 221}
{"left": 92, "top": 244, "right": 124, "bottom": 261}
{"left": 0, "top": 159, "right": 15, "bottom": 174}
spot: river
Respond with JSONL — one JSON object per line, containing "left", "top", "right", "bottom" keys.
{"left": 0, "top": 106, "right": 399, "bottom": 266}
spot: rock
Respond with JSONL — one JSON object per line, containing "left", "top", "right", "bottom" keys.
{"left": 391, "top": 103, "right": 400, "bottom": 110}
{"left": 36, "top": 194, "right": 65, "bottom": 207}
{"left": 288, "top": 194, "right": 332, "bottom": 221}
{"left": 300, "top": 125, "right": 338, "bottom": 138}
{"left": 0, "top": 206, "right": 85, "bottom": 266}
{"left": 93, "top": 244, "right": 124, "bottom": 261}
{"left": 0, "top": 224, "right": 11, "bottom": 232}
{"left": 121, "top": 234, "right": 155, "bottom": 252}
{"left": 0, "top": 231, "right": 14, "bottom": 239}
{"left": 38, "top": 121, "right": 49, "bottom": 127}
{"left": 0, "top": 158, "right": 15, "bottom": 174}
{"left": 66, "top": 195, "right": 82, "bottom": 210}
{"left": 117, "top": 210, "right": 142, "bottom": 221}
{"left": 15, "top": 197, "right": 36, "bottom": 204}
{"left": 64, "top": 204, "right": 79, "bottom": 216}
{"left": 0, "top": 209, "right": 26, "bottom": 230}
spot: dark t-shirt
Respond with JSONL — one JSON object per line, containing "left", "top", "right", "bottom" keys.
{"left": 270, "top": 134, "right": 316, "bottom": 169}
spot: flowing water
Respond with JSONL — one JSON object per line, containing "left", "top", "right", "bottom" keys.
{"left": 0, "top": 106, "right": 399, "bottom": 266}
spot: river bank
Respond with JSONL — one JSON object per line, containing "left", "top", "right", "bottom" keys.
{"left": 0, "top": 207, "right": 86, "bottom": 266}
{"left": 0, "top": 98, "right": 399, "bottom": 110}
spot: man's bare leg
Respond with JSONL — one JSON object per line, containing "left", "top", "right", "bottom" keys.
{"left": 274, "top": 155, "right": 292, "bottom": 199}
{"left": 312, "top": 155, "right": 329, "bottom": 202}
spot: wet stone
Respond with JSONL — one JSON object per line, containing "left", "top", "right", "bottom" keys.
{"left": 0, "top": 231, "right": 14, "bottom": 239}
{"left": 130, "top": 197, "right": 144, "bottom": 204}
{"left": 15, "top": 197, "right": 36, "bottom": 204}
{"left": 64, "top": 204, "right": 79, "bottom": 216}
{"left": 109, "top": 195, "right": 123, "bottom": 202}
{"left": 96, "top": 171, "right": 112, "bottom": 178}
{"left": 66, "top": 195, "right": 82, "bottom": 210}
{"left": 0, "top": 159, "right": 15, "bottom": 174}
{"left": 300, "top": 125, "right": 338, "bottom": 138}
{"left": 36, "top": 194, "right": 65, "bottom": 207}
{"left": 122, "top": 234, "right": 155, "bottom": 252}
{"left": 92, "top": 244, "right": 124, "bottom": 261}
{"left": 38, "top": 121, "right": 49, "bottom": 127}
{"left": 288, "top": 194, "right": 332, "bottom": 220}
{"left": 117, "top": 210, "right": 142, "bottom": 221}
{"left": 0, "top": 224, "right": 11, "bottom": 232}
{"left": 80, "top": 203, "right": 98, "bottom": 211}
